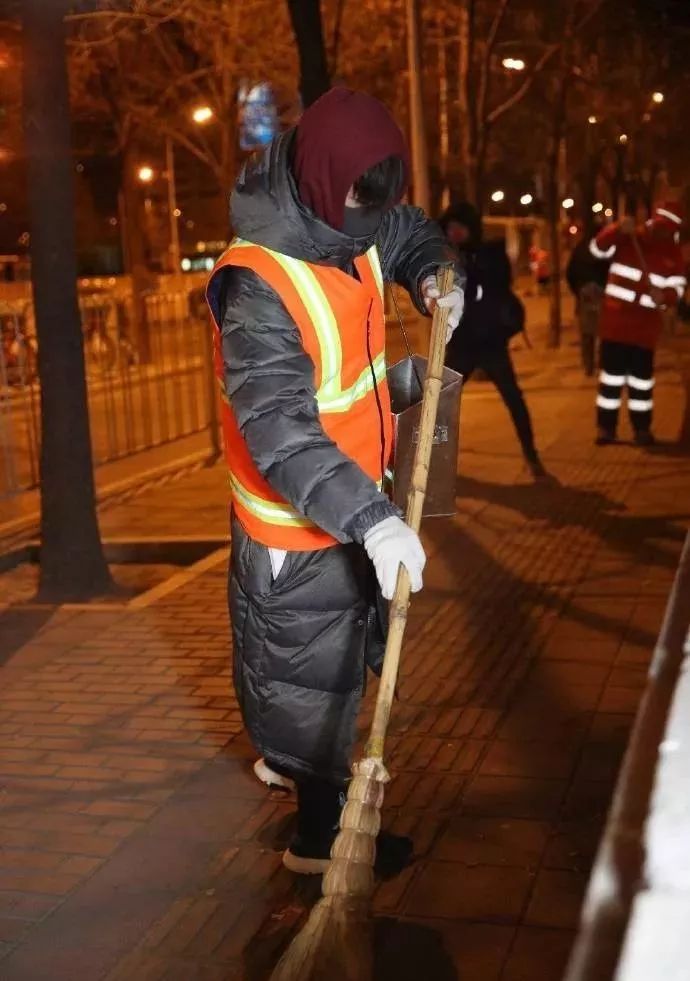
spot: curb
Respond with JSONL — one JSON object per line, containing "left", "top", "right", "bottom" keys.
{"left": 0, "top": 448, "right": 217, "bottom": 557}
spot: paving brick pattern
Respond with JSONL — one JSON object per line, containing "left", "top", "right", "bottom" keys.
{"left": 1, "top": 311, "right": 689, "bottom": 980}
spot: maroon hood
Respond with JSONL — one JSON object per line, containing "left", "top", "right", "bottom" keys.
{"left": 293, "top": 87, "right": 410, "bottom": 231}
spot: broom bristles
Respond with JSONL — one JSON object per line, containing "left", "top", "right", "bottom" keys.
{"left": 269, "top": 758, "right": 389, "bottom": 981}
{"left": 270, "top": 894, "right": 374, "bottom": 981}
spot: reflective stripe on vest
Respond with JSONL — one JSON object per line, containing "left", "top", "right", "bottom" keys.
{"left": 213, "top": 242, "right": 388, "bottom": 537}
{"left": 228, "top": 239, "right": 384, "bottom": 413}
{"left": 219, "top": 378, "right": 385, "bottom": 531}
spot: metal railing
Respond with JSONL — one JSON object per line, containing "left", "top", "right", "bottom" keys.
{"left": 565, "top": 532, "right": 690, "bottom": 981}
{"left": 0, "top": 286, "right": 218, "bottom": 503}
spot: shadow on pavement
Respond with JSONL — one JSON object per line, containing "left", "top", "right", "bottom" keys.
{"left": 0, "top": 606, "right": 55, "bottom": 666}
{"left": 457, "top": 474, "right": 689, "bottom": 573}
{"left": 374, "top": 917, "right": 458, "bottom": 981}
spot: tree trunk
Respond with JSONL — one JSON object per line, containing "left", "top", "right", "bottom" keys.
{"left": 546, "top": 136, "right": 563, "bottom": 348}
{"left": 286, "top": 0, "right": 331, "bottom": 108}
{"left": 23, "top": 0, "right": 112, "bottom": 601}
{"left": 406, "top": 0, "right": 430, "bottom": 213}
{"left": 438, "top": 34, "right": 450, "bottom": 212}
{"left": 458, "top": 0, "right": 480, "bottom": 207}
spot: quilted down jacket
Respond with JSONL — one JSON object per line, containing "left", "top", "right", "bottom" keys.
{"left": 208, "top": 130, "right": 461, "bottom": 781}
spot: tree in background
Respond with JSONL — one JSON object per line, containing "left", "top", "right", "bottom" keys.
{"left": 22, "top": 0, "right": 111, "bottom": 601}
{"left": 287, "top": 0, "right": 331, "bottom": 107}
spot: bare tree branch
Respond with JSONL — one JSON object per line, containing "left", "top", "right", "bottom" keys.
{"left": 487, "top": 0, "right": 605, "bottom": 125}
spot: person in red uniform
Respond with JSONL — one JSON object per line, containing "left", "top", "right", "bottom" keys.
{"left": 590, "top": 202, "right": 687, "bottom": 445}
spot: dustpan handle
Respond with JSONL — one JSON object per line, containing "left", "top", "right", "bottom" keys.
{"left": 389, "top": 286, "right": 425, "bottom": 397}
{"left": 365, "top": 267, "right": 455, "bottom": 760}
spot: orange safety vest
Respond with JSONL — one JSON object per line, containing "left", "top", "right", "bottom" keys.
{"left": 207, "top": 239, "right": 392, "bottom": 550}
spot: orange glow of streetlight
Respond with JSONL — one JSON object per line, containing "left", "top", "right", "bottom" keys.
{"left": 192, "top": 105, "right": 214, "bottom": 124}
{"left": 137, "top": 165, "right": 154, "bottom": 183}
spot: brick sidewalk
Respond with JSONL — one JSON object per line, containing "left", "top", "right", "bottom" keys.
{"left": 1, "top": 314, "right": 690, "bottom": 980}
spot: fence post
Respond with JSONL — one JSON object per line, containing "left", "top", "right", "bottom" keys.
{"left": 199, "top": 311, "right": 221, "bottom": 462}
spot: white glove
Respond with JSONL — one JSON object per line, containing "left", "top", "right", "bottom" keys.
{"left": 422, "top": 274, "right": 464, "bottom": 342}
{"left": 363, "top": 515, "right": 426, "bottom": 600}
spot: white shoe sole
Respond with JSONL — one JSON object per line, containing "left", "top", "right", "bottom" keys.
{"left": 282, "top": 848, "right": 330, "bottom": 875}
{"left": 253, "top": 758, "right": 295, "bottom": 792}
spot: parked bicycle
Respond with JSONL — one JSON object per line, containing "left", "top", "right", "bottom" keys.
{"left": 0, "top": 305, "right": 37, "bottom": 387}
{"left": 80, "top": 295, "right": 138, "bottom": 375}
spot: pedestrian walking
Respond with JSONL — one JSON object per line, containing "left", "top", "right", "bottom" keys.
{"left": 566, "top": 229, "right": 610, "bottom": 376}
{"left": 590, "top": 202, "right": 687, "bottom": 445}
{"left": 529, "top": 242, "right": 551, "bottom": 294}
{"left": 440, "top": 202, "right": 547, "bottom": 479}
{"left": 206, "top": 88, "right": 464, "bottom": 875}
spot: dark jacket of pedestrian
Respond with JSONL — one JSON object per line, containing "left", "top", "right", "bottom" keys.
{"left": 440, "top": 203, "right": 524, "bottom": 358}
{"left": 566, "top": 237, "right": 609, "bottom": 296}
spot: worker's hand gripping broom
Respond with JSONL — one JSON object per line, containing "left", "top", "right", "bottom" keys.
{"left": 270, "top": 267, "right": 456, "bottom": 981}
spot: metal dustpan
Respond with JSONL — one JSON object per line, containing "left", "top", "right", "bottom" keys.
{"left": 386, "top": 354, "right": 463, "bottom": 517}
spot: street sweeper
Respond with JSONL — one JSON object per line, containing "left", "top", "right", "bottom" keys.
{"left": 206, "top": 87, "right": 464, "bottom": 874}
{"left": 591, "top": 202, "right": 686, "bottom": 445}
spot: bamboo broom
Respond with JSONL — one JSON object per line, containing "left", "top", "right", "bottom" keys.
{"left": 270, "top": 266, "right": 456, "bottom": 981}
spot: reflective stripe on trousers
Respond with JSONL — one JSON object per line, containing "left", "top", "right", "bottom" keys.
{"left": 597, "top": 340, "right": 654, "bottom": 433}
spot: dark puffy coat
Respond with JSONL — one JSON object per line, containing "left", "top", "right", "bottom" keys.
{"left": 208, "top": 130, "right": 459, "bottom": 782}
{"left": 566, "top": 238, "right": 610, "bottom": 296}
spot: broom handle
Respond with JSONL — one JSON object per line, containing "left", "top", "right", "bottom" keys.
{"left": 365, "top": 266, "right": 455, "bottom": 760}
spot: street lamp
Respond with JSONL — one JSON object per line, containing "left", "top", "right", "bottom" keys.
{"left": 491, "top": 189, "right": 505, "bottom": 203}
{"left": 562, "top": 197, "right": 575, "bottom": 209}
{"left": 652, "top": 91, "right": 664, "bottom": 105}
{"left": 592, "top": 202, "right": 604, "bottom": 214}
{"left": 192, "top": 105, "right": 214, "bottom": 124}
{"left": 520, "top": 193, "right": 533, "bottom": 206}
{"left": 137, "top": 165, "right": 154, "bottom": 183}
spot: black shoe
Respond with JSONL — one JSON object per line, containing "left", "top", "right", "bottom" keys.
{"left": 634, "top": 430, "right": 656, "bottom": 447}
{"left": 283, "top": 829, "right": 414, "bottom": 877}
{"left": 595, "top": 429, "right": 617, "bottom": 446}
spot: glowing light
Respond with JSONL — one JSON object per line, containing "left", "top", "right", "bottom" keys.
{"left": 619, "top": 134, "right": 628, "bottom": 145}
{"left": 520, "top": 193, "right": 533, "bottom": 206}
{"left": 137, "top": 165, "right": 154, "bottom": 183}
{"left": 502, "top": 58, "right": 526, "bottom": 71}
{"left": 588, "top": 115, "right": 598, "bottom": 124}
{"left": 173, "top": 208, "right": 182, "bottom": 217}
{"left": 652, "top": 91, "right": 664, "bottom": 104}
{"left": 592, "top": 202, "right": 604, "bottom": 214}
{"left": 192, "top": 105, "right": 214, "bottom": 124}
{"left": 491, "top": 189, "right": 505, "bottom": 203}
{"left": 181, "top": 258, "right": 192, "bottom": 271}
{"left": 605, "top": 208, "right": 613, "bottom": 218}
{"left": 562, "top": 197, "right": 575, "bottom": 209}
{"left": 569, "top": 225, "right": 578, "bottom": 235}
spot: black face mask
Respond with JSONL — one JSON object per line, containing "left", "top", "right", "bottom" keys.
{"left": 342, "top": 205, "right": 384, "bottom": 238}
